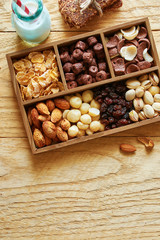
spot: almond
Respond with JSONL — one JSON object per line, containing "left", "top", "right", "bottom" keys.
{"left": 28, "top": 107, "right": 33, "bottom": 126}
{"left": 33, "top": 128, "right": 45, "bottom": 148}
{"left": 120, "top": 143, "right": 136, "bottom": 153}
{"left": 52, "top": 135, "right": 60, "bottom": 143}
{"left": 57, "top": 126, "right": 68, "bottom": 142}
{"left": 42, "top": 121, "right": 56, "bottom": 139}
{"left": 36, "top": 102, "right": 50, "bottom": 115}
{"left": 44, "top": 135, "right": 52, "bottom": 146}
{"left": 51, "top": 108, "right": 62, "bottom": 123}
{"left": 60, "top": 119, "right": 71, "bottom": 131}
{"left": 137, "top": 137, "right": 154, "bottom": 150}
{"left": 54, "top": 98, "right": 70, "bottom": 110}
{"left": 31, "top": 108, "right": 41, "bottom": 129}
{"left": 46, "top": 100, "right": 55, "bottom": 112}
{"left": 38, "top": 115, "right": 51, "bottom": 122}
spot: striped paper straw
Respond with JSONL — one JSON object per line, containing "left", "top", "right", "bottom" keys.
{"left": 12, "top": 0, "right": 31, "bottom": 15}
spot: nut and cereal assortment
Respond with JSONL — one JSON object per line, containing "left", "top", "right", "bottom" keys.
{"left": 106, "top": 25, "right": 154, "bottom": 76}
{"left": 13, "top": 50, "right": 64, "bottom": 100}
{"left": 7, "top": 18, "right": 160, "bottom": 153}
{"left": 59, "top": 36, "right": 110, "bottom": 89}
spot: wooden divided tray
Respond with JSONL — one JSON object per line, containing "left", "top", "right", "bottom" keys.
{"left": 6, "top": 18, "right": 160, "bottom": 154}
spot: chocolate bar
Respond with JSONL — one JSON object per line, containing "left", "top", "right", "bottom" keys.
{"left": 59, "top": 0, "right": 123, "bottom": 28}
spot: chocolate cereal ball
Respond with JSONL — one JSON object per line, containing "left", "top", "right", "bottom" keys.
{"left": 82, "top": 74, "right": 93, "bottom": 85}
{"left": 70, "top": 55, "right": 76, "bottom": 64}
{"left": 87, "top": 36, "right": 98, "bottom": 46}
{"left": 93, "top": 43, "right": 103, "bottom": 54}
{"left": 75, "top": 41, "right": 86, "bottom": 51}
{"left": 98, "top": 62, "right": 107, "bottom": 71}
{"left": 96, "top": 71, "right": 107, "bottom": 81}
{"left": 67, "top": 81, "right": 77, "bottom": 89}
{"left": 65, "top": 73, "right": 75, "bottom": 81}
{"left": 83, "top": 52, "right": 93, "bottom": 64}
{"left": 89, "top": 58, "right": 97, "bottom": 66}
{"left": 89, "top": 66, "right": 98, "bottom": 77}
{"left": 76, "top": 74, "right": 83, "bottom": 86}
{"left": 96, "top": 52, "right": 105, "bottom": 59}
{"left": 63, "top": 62, "right": 72, "bottom": 73}
{"left": 60, "top": 51, "right": 70, "bottom": 63}
{"left": 72, "top": 63, "right": 83, "bottom": 75}
{"left": 86, "top": 49, "right": 95, "bottom": 57}
{"left": 73, "top": 49, "right": 83, "bottom": 60}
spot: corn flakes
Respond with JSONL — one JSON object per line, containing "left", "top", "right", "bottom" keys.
{"left": 13, "top": 49, "right": 63, "bottom": 100}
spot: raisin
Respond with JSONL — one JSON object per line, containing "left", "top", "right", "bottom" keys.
{"left": 108, "top": 117, "right": 115, "bottom": 124}
{"left": 104, "top": 97, "right": 113, "bottom": 105}
{"left": 100, "top": 102, "right": 107, "bottom": 112}
{"left": 113, "top": 105, "right": 122, "bottom": 111}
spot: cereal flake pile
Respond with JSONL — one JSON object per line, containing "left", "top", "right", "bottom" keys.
{"left": 13, "top": 50, "right": 64, "bottom": 100}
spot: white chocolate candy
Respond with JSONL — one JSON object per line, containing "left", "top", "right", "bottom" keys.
{"left": 80, "top": 103, "right": 90, "bottom": 114}
{"left": 77, "top": 121, "right": 89, "bottom": 130}
{"left": 121, "top": 26, "right": 136, "bottom": 36}
{"left": 68, "top": 125, "right": 79, "bottom": 137}
{"left": 82, "top": 90, "right": 93, "bottom": 103}
{"left": 143, "top": 48, "right": 153, "bottom": 63}
{"left": 88, "top": 107, "right": 100, "bottom": 117}
{"left": 67, "top": 109, "right": 81, "bottom": 123}
{"left": 80, "top": 114, "right": 92, "bottom": 124}
{"left": 99, "top": 122, "right": 105, "bottom": 132}
{"left": 120, "top": 45, "right": 137, "bottom": 61}
{"left": 116, "top": 32, "right": 123, "bottom": 40}
{"left": 90, "top": 121, "right": 101, "bottom": 132}
{"left": 121, "top": 26, "right": 139, "bottom": 40}
{"left": 77, "top": 129, "right": 85, "bottom": 137}
{"left": 63, "top": 110, "right": 70, "bottom": 119}
{"left": 70, "top": 96, "right": 82, "bottom": 108}
{"left": 64, "top": 95, "right": 73, "bottom": 102}
{"left": 90, "top": 99, "right": 100, "bottom": 109}
{"left": 86, "top": 128, "right": 93, "bottom": 135}
{"left": 91, "top": 115, "right": 100, "bottom": 121}
{"left": 75, "top": 92, "right": 82, "bottom": 100}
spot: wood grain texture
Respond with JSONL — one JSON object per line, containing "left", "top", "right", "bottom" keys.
{"left": 1, "top": 0, "right": 160, "bottom": 238}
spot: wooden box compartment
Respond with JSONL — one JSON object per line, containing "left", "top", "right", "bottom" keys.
{"left": 104, "top": 20, "right": 156, "bottom": 77}
{"left": 6, "top": 18, "right": 160, "bottom": 154}
{"left": 57, "top": 33, "right": 112, "bottom": 90}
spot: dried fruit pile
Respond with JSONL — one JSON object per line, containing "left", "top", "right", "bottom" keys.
{"left": 94, "top": 82, "right": 133, "bottom": 130}
{"left": 59, "top": 36, "right": 110, "bottom": 89}
{"left": 106, "top": 25, "right": 154, "bottom": 76}
{"left": 125, "top": 72, "right": 160, "bottom": 121}
{"left": 13, "top": 50, "right": 64, "bottom": 100}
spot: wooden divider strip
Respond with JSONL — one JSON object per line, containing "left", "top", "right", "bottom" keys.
{"left": 100, "top": 32, "right": 115, "bottom": 78}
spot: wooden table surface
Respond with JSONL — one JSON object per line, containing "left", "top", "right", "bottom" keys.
{"left": 1, "top": 0, "right": 160, "bottom": 239}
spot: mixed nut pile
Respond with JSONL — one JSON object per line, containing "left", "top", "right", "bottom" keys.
{"left": 13, "top": 50, "right": 64, "bottom": 100}
{"left": 28, "top": 90, "right": 105, "bottom": 148}
{"left": 125, "top": 72, "right": 160, "bottom": 121}
{"left": 59, "top": 36, "right": 110, "bottom": 89}
{"left": 106, "top": 25, "right": 154, "bottom": 76}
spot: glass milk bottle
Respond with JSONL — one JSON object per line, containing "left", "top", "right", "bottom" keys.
{"left": 12, "top": 0, "right": 51, "bottom": 43}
